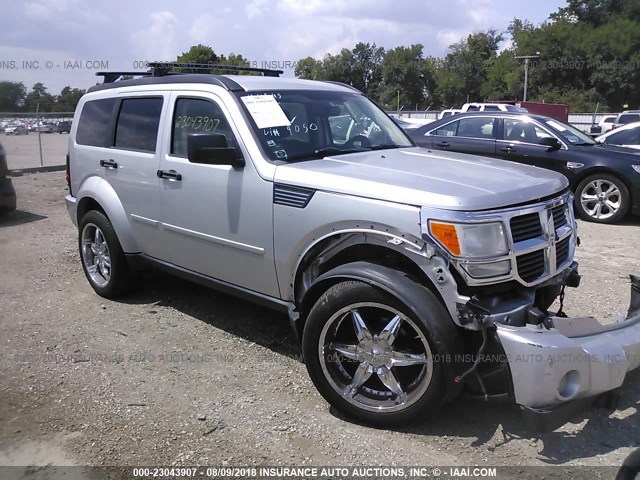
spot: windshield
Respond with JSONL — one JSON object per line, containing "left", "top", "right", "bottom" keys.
{"left": 235, "top": 90, "right": 413, "bottom": 161}
{"left": 544, "top": 118, "right": 596, "bottom": 145}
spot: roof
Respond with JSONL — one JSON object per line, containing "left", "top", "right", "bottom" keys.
{"left": 87, "top": 73, "right": 358, "bottom": 94}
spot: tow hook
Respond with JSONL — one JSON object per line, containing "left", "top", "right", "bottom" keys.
{"left": 627, "top": 275, "right": 640, "bottom": 318}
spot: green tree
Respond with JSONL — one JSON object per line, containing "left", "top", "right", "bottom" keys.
{"left": 24, "top": 82, "right": 54, "bottom": 112}
{"left": 436, "top": 30, "right": 503, "bottom": 106}
{"left": 0, "top": 81, "right": 27, "bottom": 111}
{"left": 54, "top": 86, "right": 86, "bottom": 112}
{"left": 177, "top": 44, "right": 220, "bottom": 65}
{"left": 294, "top": 57, "right": 322, "bottom": 79}
{"left": 380, "top": 44, "right": 432, "bottom": 110}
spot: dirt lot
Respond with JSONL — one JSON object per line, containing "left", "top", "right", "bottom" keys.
{"left": 1, "top": 172, "right": 639, "bottom": 477}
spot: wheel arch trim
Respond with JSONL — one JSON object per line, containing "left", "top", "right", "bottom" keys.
{"left": 75, "top": 176, "right": 140, "bottom": 253}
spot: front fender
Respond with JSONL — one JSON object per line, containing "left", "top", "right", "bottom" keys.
{"left": 75, "top": 176, "right": 140, "bottom": 253}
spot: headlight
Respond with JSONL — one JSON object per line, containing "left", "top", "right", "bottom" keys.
{"left": 428, "top": 220, "right": 508, "bottom": 257}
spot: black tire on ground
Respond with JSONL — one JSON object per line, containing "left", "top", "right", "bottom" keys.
{"left": 302, "top": 280, "right": 455, "bottom": 427}
{"left": 574, "top": 173, "right": 630, "bottom": 224}
{"left": 78, "top": 210, "right": 131, "bottom": 298}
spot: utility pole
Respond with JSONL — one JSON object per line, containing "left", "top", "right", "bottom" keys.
{"left": 515, "top": 52, "right": 540, "bottom": 102}
{"left": 36, "top": 103, "right": 43, "bottom": 167}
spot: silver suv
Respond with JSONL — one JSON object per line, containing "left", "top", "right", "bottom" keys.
{"left": 65, "top": 65, "right": 640, "bottom": 430}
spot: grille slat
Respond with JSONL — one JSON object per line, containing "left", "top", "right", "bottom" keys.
{"left": 510, "top": 213, "right": 542, "bottom": 243}
{"left": 516, "top": 250, "right": 545, "bottom": 282}
{"left": 555, "top": 236, "right": 571, "bottom": 268}
{"left": 552, "top": 205, "right": 568, "bottom": 229}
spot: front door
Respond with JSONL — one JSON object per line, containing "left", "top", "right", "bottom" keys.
{"left": 157, "top": 93, "right": 279, "bottom": 297}
{"left": 495, "top": 118, "right": 569, "bottom": 178}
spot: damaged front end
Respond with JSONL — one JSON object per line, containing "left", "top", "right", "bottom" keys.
{"left": 462, "top": 275, "right": 640, "bottom": 432}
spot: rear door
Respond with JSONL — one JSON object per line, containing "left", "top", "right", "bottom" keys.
{"left": 74, "top": 94, "right": 166, "bottom": 256}
{"left": 423, "top": 116, "right": 498, "bottom": 156}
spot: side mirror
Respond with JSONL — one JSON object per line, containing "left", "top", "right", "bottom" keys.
{"left": 187, "top": 133, "right": 245, "bottom": 167}
{"left": 539, "top": 136, "right": 562, "bottom": 151}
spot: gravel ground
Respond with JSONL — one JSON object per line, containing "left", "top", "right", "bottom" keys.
{"left": 0, "top": 172, "right": 639, "bottom": 477}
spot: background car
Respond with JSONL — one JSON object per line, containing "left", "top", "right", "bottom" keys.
{"left": 0, "top": 142, "right": 17, "bottom": 214}
{"left": 460, "top": 102, "right": 528, "bottom": 113}
{"left": 438, "top": 108, "right": 462, "bottom": 119}
{"left": 4, "top": 124, "right": 29, "bottom": 135}
{"left": 54, "top": 120, "right": 72, "bottom": 134}
{"left": 596, "top": 121, "right": 640, "bottom": 150}
{"left": 613, "top": 110, "right": 640, "bottom": 130}
{"left": 598, "top": 114, "right": 617, "bottom": 133}
{"left": 409, "top": 112, "right": 640, "bottom": 224}
{"left": 37, "top": 122, "right": 54, "bottom": 133}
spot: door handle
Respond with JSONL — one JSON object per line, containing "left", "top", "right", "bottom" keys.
{"left": 500, "top": 145, "right": 515, "bottom": 153}
{"left": 438, "top": 141, "right": 450, "bottom": 148}
{"left": 157, "top": 169, "right": 182, "bottom": 181}
{"left": 99, "top": 159, "right": 118, "bottom": 168}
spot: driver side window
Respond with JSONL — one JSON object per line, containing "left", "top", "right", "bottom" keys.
{"left": 171, "top": 98, "right": 237, "bottom": 158}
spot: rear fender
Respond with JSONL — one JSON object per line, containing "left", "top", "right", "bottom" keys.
{"left": 75, "top": 176, "right": 140, "bottom": 253}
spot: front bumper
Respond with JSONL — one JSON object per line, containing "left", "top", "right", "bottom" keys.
{"left": 496, "top": 275, "right": 640, "bottom": 430}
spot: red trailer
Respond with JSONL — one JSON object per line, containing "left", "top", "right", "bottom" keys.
{"left": 520, "top": 102, "right": 569, "bottom": 122}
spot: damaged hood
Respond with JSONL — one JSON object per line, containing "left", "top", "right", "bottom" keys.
{"left": 274, "top": 147, "right": 568, "bottom": 211}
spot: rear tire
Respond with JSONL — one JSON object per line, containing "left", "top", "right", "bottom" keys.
{"left": 574, "top": 173, "right": 630, "bottom": 223}
{"left": 78, "top": 210, "right": 131, "bottom": 298}
{"left": 302, "top": 280, "right": 454, "bottom": 426}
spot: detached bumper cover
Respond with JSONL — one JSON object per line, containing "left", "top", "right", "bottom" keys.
{"left": 497, "top": 312, "right": 640, "bottom": 409}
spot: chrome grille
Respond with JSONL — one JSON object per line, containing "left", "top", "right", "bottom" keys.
{"left": 509, "top": 198, "right": 574, "bottom": 286}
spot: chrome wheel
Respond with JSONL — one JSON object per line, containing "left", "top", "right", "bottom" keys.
{"left": 81, "top": 223, "right": 111, "bottom": 287}
{"left": 580, "top": 179, "right": 621, "bottom": 220}
{"left": 318, "top": 302, "right": 433, "bottom": 413}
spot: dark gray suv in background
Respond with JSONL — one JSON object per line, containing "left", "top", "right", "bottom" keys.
{"left": 0, "top": 142, "right": 16, "bottom": 214}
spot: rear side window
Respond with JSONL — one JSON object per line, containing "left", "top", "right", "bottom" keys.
{"left": 618, "top": 114, "right": 640, "bottom": 125}
{"left": 606, "top": 128, "right": 640, "bottom": 145}
{"left": 115, "top": 98, "right": 163, "bottom": 152}
{"left": 76, "top": 98, "right": 116, "bottom": 147}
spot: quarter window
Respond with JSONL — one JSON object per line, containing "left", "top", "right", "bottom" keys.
{"left": 171, "top": 98, "right": 237, "bottom": 158}
{"left": 76, "top": 98, "right": 116, "bottom": 147}
{"left": 114, "top": 98, "right": 163, "bottom": 152}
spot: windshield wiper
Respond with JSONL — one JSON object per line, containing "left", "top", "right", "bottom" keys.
{"left": 369, "top": 144, "right": 407, "bottom": 151}
{"left": 284, "top": 147, "right": 367, "bottom": 162}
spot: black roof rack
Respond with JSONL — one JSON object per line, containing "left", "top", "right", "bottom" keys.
{"left": 95, "top": 62, "right": 282, "bottom": 84}
{"left": 147, "top": 62, "right": 283, "bottom": 77}
{"left": 96, "top": 72, "right": 153, "bottom": 83}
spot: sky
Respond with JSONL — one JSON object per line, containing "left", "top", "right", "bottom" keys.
{"left": 0, "top": 0, "right": 566, "bottom": 95}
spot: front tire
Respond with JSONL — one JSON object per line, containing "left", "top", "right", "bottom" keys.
{"left": 574, "top": 173, "right": 630, "bottom": 223}
{"left": 302, "top": 280, "right": 452, "bottom": 426}
{"left": 78, "top": 210, "right": 130, "bottom": 298}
